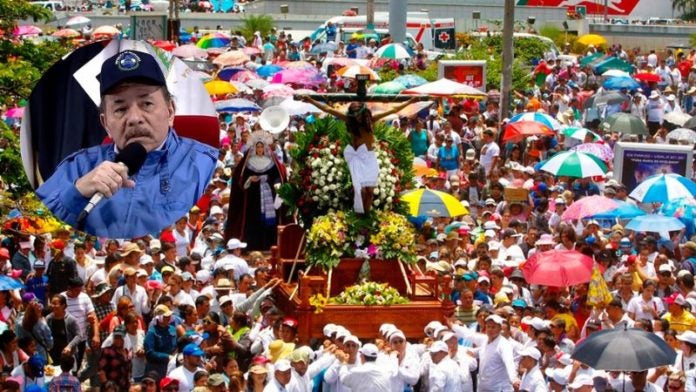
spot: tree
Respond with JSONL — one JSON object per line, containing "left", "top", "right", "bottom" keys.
{"left": 673, "top": 0, "right": 696, "bottom": 20}
{"left": 0, "top": 0, "right": 51, "bottom": 37}
{"left": 239, "top": 14, "right": 275, "bottom": 43}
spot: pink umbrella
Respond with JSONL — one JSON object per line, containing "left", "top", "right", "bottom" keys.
{"left": 14, "top": 25, "right": 41, "bottom": 37}
{"left": 5, "top": 107, "right": 24, "bottom": 119}
{"left": 561, "top": 195, "right": 618, "bottom": 221}
{"left": 262, "top": 84, "right": 294, "bottom": 100}
{"left": 271, "top": 68, "right": 326, "bottom": 86}
{"left": 284, "top": 60, "right": 314, "bottom": 69}
{"left": 213, "top": 50, "right": 250, "bottom": 67}
{"left": 243, "top": 47, "right": 262, "bottom": 56}
{"left": 230, "top": 70, "right": 260, "bottom": 83}
{"left": 172, "top": 44, "right": 208, "bottom": 58}
{"left": 571, "top": 143, "right": 614, "bottom": 162}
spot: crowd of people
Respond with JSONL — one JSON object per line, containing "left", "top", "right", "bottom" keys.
{"left": 5, "top": 16, "right": 696, "bottom": 392}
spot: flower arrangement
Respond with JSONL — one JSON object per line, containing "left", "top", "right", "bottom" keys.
{"left": 305, "top": 211, "right": 352, "bottom": 270}
{"left": 306, "top": 137, "right": 350, "bottom": 210}
{"left": 372, "top": 143, "right": 399, "bottom": 210}
{"left": 332, "top": 282, "right": 409, "bottom": 306}
{"left": 370, "top": 211, "right": 417, "bottom": 264}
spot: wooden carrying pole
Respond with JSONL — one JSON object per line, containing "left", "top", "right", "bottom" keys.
{"left": 295, "top": 93, "right": 432, "bottom": 103}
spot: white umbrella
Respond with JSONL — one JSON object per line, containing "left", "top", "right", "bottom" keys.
{"left": 65, "top": 15, "right": 91, "bottom": 26}
{"left": 403, "top": 78, "right": 486, "bottom": 98}
{"left": 229, "top": 81, "right": 252, "bottom": 94}
{"left": 245, "top": 79, "right": 269, "bottom": 90}
{"left": 539, "top": 151, "right": 608, "bottom": 178}
{"left": 664, "top": 112, "right": 692, "bottom": 127}
{"left": 602, "top": 69, "right": 631, "bottom": 78}
{"left": 374, "top": 43, "right": 412, "bottom": 60}
{"left": 279, "top": 98, "right": 323, "bottom": 116}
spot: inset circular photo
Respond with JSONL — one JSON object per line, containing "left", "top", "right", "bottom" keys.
{"left": 22, "top": 40, "right": 220, "bottom": 238}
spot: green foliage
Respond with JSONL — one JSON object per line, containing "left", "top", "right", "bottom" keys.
{"left": 452, "top": 38, "right": 532, "bottom": 92}
{"left": 690, "top": 33, "right": 696, "bottom": 48}
{"left": 378, "top": 61, "right": 438, "bottom": 83}
{"left": 239, "top": 14, "right": 275, "bottom": 43}
{"left": 0, "top": 0, "right": 52, "bottom": 37}
{"left": 0, "top": 122, "right": 31, "bottom": 200}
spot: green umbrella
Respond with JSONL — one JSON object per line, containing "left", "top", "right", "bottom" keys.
{"left": 561, "top": 126, "right": 600, "bottom": 142}
{"left": 603, "top": 112, "right": 648, "bottom": 135}
{"left": 372, "top": 81, "right": 407, "bottom": 94}
{"left": 539, "top": 151, "right": 608, "bottom": 178}
{"left": 580, "top": 52, "right": 604, "bottom": 66}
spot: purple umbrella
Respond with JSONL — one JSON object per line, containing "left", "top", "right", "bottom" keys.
{"left": 271, "top": 68, "right": 326, "bottom": 86}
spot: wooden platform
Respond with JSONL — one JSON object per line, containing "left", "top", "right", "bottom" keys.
{"left": 269, "top": 224, "right": 456, "bottom": 343}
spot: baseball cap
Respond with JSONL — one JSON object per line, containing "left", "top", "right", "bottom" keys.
{"left": 183, "top": 343, "right": 205, "bottom": 357}
{"left": 359, "top": 343, "right": 379, "bottom": 358}
{"left": 519, "top": 347, "right": 541, "bottom": 360}
{"left": 33, "top": 260, "right": 45, "bottom": 269}
{"left": 274, "top": 359, "right": 292, "bottom": 372}
{"left": 100, "top": 50, "right": 167, "bottom": 95}
{"left": 485, "top": 314, "right": 504, "bottom": 325}
{"left": 666, "top": 292, "right": 687, "bottom": 306}
{"left": 208, "top": 373, "right": 226, "bottom": 387}
{"left": 428, "top": 341, "right": 449, "bottom": 353}
{"left": 27, "top": 355, "right": 46, "bottom": 377}
{"left": 160, "top": 377, "right": 179, "bottom": 389}
{"left": 226, "top": 238, "right": 248, "bottom": 250}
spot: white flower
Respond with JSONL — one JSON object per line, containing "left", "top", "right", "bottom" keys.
{"left": 312, "top": 195, "right": 319, "bottom": 201}
{"left": 312, "top": 171, "right": 319, "bottom": 178}
{"left": 387, "top": 197, "right": 393, "bottom": 203}
{"left": 327, "top": 176, "right": 334, "bottom": 182}
{"left": 374, "top": 199, "right": 381, "bottom": 206}
{"left": 374, "top": 188, "right": 380, "bottom": 195}
{"left": 323, "top": 186, "right": 330, "bottom": 192}
{"left": 329, "top": 184, "right": 336, "bottom": 191}
{"left": 389, "top": 191, "right": 395, "bottom": 197}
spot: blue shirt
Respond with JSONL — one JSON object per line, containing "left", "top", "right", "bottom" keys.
{"left": 438, "top": 145, "right": 460, "bottom": 171}
{"left": 37, "top": 130, "right": 217, "bottom": 238}
{"left": 25, "top": 275, "right": 48, "bottom": 305}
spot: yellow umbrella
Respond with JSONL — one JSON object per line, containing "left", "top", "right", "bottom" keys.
{"left": 204, "top": 80, "right": 238, "bottom": 95}
{"left": 577, "top": 34, "right": 607, "bottom": 47}
{"left": 401, "top": 188, "right": 468, "bottom": 217}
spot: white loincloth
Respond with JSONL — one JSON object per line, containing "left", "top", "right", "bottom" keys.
{"left": 344, "top": 144, "right": 379, "bottom": 213}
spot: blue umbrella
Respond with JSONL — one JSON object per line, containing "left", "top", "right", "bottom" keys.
{"left": 394, "top": 74, "right": 428, "bottom": 88}
{"left": 217, "top": 67, "right": 247, "bottom": 81}
{"left": 257, "top": 64, "right": 285, "bottom": 78}
{"left": 0, "top": 276, "right": 23, "bottom": 291}
{"left": 660, "top": 197, "right": 696, "bottom": 219}
{"left": 214, "top": 98, "right": 261, "bottom": 113}
{"left": 588, "top": 200, "right": 647, "bottom": 220}
{"left": 629, "top": 173, "right": 696, "bottom": 203}
{"left": 603, "top": 76, "right": 640, "bottom": 91}
{"left": 509, "top": 112, "right": 561, "bottom": 130}
{"left": 310, "top": 41, "right": 338, "bottom": 54}
{"left": 625, "top": 214, "right": 685, "bottom": 233}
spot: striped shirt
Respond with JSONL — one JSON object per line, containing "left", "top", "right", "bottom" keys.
{"left": 62, "top": 292, "right": 94, "bottom": 340}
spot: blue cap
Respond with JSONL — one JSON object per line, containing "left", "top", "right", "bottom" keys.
{"left": 585, "top": 236, "right": 596, "bottom": 245}
{"left": 512, "top": 299, "right": 527, "bottom": 308}
{"left": 183, "top": 343, "right": 205, "bottom": 357}
{"left": 27, "top": 355, "right": 46, "bottom": 376}
{"left": 100, "top": 50, "right": 167, "bottom": 95}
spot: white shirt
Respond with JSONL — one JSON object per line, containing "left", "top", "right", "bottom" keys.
{"left": 451, "top": 349, "right": 477, "bottom": 391}
{"left": 626, "top": 295, "right": 664, "bottom": 320}
{"left": 171, "top": 290, "right": 195, "bottom": 307}
{"left": 453, "top": 324, "right": 517, "bottom": 392}
{"left": 263, "top": 379, "right": 289, "bottom": 392}
{"left": 173, "top": 228, "right": 191, "bottom": 257}
{"left": 168, "top": 365, "right": 203, "bottom": 392}
{"left": 428, "top": 356, "right": 462, "bottom": 392}
{"left": 384, "top": 350, "right": 420, "bottom": 391}
{"left": 480, "top": 141, "right": 500, "bottom": 175}
{"left": 111, "top": 284, "right": 151, "bottom": 316}
{"left": 339, "top": 360, "right": 392, "bottom": 392}
{"left": 62, "top": 291, "right": 94, "bottom": 339}
{"left": 498, "top": 243, "right": 525, "bottom": 267}
{"left": 214, "top": 254, "right": 250, "bottom": 281}
{"left": 520, "top": 364, "right": 548, "bottom": 392}
{"left": 324, "top": 357, "right": 361, "bottom": 392}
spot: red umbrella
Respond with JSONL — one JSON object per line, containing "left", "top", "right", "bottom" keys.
{"left": 634, "top": 72, "right": 660, "bottom": 83}
{"left": 342, "top": 9, "right": 357, "bottom": 16}
{"left": 521, "top": 250, "right": 594, "bottom": 287}
{"left": 152, "top": 40, "right": 176, "bottom": 52}
{"left": 502, "top": 121, "right": 554, "bottom": 142}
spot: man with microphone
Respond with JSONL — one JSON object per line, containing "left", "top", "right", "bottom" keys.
{"left": 37, "top": 49, "right": 217, "bottom": 238}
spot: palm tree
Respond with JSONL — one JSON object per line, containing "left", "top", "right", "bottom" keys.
{"left": 673, "top": 0, "right": 696, "bottom": 20}
{"left": 239, "top": 14, "right": 274, "bottom": 43}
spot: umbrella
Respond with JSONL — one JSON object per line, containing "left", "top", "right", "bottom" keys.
{"left": 172, "top": 43, "right": 208, "bottom": 59}
{"left": 92, "top": 25, "right": 120, "bottom": 39}
{"left": 151, "top": 40, "right": 176, "bottom": 52}
{"left": 626, "top": 214, "right": 685, "bottom": 233}
{"left": 602, "top": 69, "right": 631, "bottom": 78}
{"left": 629, "top": 173, "right": 696, "bottom": 203}
{"left": 5, "top": 107, "right": 24, "bottom": 119}
{"left": 521, "top": 250, "right": 594, "bottom": 287}
{"left": 660, "top": 197, "right": 696, "bottom": 219}
{"left": 216, "top": 67, "right": 247, "bottom": 81}
{"left": 580, "top": 52, "right": 604, "bottom": 66}
{"left": 336, "top": 65, "right": 380, "bottom": 81}
{"left": 204, "top": 80, "right": 238, "bottom": 96}
{"left": 271, "top": 69, "right": 326, "bottom": 86}
{"left": 603, "top": 112, "right": 648, "bottom": 135}
{"left": 634, "top": 72, "right": 661, "bottom": 83}
{"left": 280, "top": 98, "right": 323, "bottom": 116}
{"left": 231, "top": 70, "right": 260, "bottom": 83}
{"left": 214, "top": 98, "right": 260, "bottom": 112}
{"left": 242, "top": 47, "right": 261, "bottom": 56}
{"left": 284, "top": 61, "right": 314, "bottom": 70}
{"left": 245, "top": 79, "right": 269, "bottom": 90}
{"left": 502, "top": 121, "right": 555, "bottom": 142}
{"left": 571, "top": 327, "right": 677, "bottom": 371}
{"left": 371, "top": 81, "right": 406, "bottom": 94}
{"left": 213, "top": 50, "right": 250, "bottom": 67}
{"left": 539, "top": 151, "right": 608, "bottom": 178}
{"left": 684, "top": 116, "right": 696, "bottom": 130}
{"left": 375, "top": 43, "right": 412, "bottom": 59}
{"left": 583, "top": 91, "right": 628, "bottom": 109}
{"left": 577, "top": 33, "right": 607, "bottom": 46}
{"left": 664, "top": 112, "right": 692, "bottom": 127}
{"left": 603, "top": 76, "right": 640, "bottom": 90}
{"left": 509, "top": 112, "right": 561, "bottom": 130}
{"left": 0, "top": 276, "right": 23, "bottom": 291}
{"left": 197, "top": 34, "right": 231, "bottom": 49}
{"left": 561, "top": 195, "right": 618, "bottom": 221}
{"left": 570, "top": 143, "right": 614, "bottom": 161}
{"left": 52, "top": 28, "right": 80, "bottom": 38}
{"left": 310, "top": 42, "right": 338, "bottom": 54}
{"left": 393, "top": 74, "right": 428, "bottom": 88}
{"left": 666, "top": 127, "right": 696, "bottom": 143}
{"left": 229, "top": 81, "right": 252, "bottom": 94}
{"left": 588, "top": 200, "right": 647, "bottom": 220}
{"left": 65, "top": 15, "right": 91, "bottom": 26}
{"left": 257, "top": 64, "right": 285, "bottom": 78}
{"left": 561, "top": 127, "right": 600, "bottom": 142}
{"left": 403, "top": 78, "right": 486, "bottom": 98}
{"left": 14, "top": 25, "right": 42, "bottom": 37}
{"left": 401, "top": 188, "right": 469, "bottom": 218}
{"left": 261, "top": 96, "right": 288, "bottom": 109}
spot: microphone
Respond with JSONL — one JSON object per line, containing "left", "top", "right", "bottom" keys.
{"left": 76, "top": 142, "right": 147, "bottom": 226}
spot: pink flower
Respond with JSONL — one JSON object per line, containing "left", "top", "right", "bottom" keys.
{"left": 367, "top": 244, "right": 379, "bottom": 257}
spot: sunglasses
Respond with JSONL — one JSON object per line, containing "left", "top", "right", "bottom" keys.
{"left": 203, "top": 319, "right": 215, "bottom": 325}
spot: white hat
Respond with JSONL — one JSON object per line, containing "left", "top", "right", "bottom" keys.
{"left": 196, "top": 270, "right": 211, "bottom": 284}
{"left": 428, "top": 341, "right": 449, "bottom": 353}
{"left": 523, "top": 166, "right": 535, "bottom": 175}
{"left": 388, "top": 330, "right": 406, "bottom": 342}
{"left": 545, "top": 367, "right": 570, "bottom": 385}
{"left": 478, "top": 276, "right": 491, "bottom": 284}
{"left": 484, "top": 229, "right": 497, "bottom": 238}
{"left": 484, "top": 198, "right": 497, "bottom": 207}
{"left": 535, "top": 234, "right": 555, "bottom": 246}
{"left": 323, "top": 323, "right": 337, "bottom": 337}
{"left": 677, "top": 330, "right": 696, "bottom": 345}
{"left": 335, "top": 328, "right": 350, "bottom": 341}
{"left": 274, "top": 359, "right": 292, "bottom": 372}
{"left": 488, "top": 241, "right": 501, "bottom": 251}
{"left": 658, "top": 263, "right": 673, "bottom": 273}
{"left": 649, "top": 90, "right": 660, "bottom": 99}
{"left": 554, "top": 197, "right": 566, "bottom": 205}
{"left": 136, "top": 269, "right": 148, "bottom": 278}
{"left": 439, "top": 331, "right": 457, "bottom": 342}
{"left": 140, "top": 255, "right": 154, "bottom": 265}
{"left": 667, "top": 94, "right": 676, "bottom": 101}
{"left": 568, "top": 374, "right": 594, "bottom": 389}
{"left": 483, "top": 221, "right": 500, "bottom": 230}
{"left": 529, "top": 317, "right": 549, "bottom": 331}
{"left": 424, "top": 321, "right": 443, "bottom": 335}
{"left": 359, "top": 343, "right": 379, "bottom": 358}
{"left": 379, "top": 323, "right": 396, "bottom": 336}
{"left": 519, "top": 347, "right": 541, "bottom": 361}
{"left": 344, "top": 335, "right": 362, "bottom": 347}
{"left": 485, "top": 314, "right": 504, "bottom": 325}
{"left": 226, "top": 238, "right": 248, "bottom": 250}
{"left": 465, "top": 149, "right": 476, "bottom": 160}
{"left": 218, "top": 295, "right": 233, "bottom": 306}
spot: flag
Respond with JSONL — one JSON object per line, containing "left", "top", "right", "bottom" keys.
{"left": 434, "top": 27, "right": 455, "bottom": 50}
{"left": 22, "top": 39, "right": 219, "bottom": 188}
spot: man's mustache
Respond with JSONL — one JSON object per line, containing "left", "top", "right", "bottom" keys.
{"left": 124, "top": 129, "right": 153, "bottom": 140}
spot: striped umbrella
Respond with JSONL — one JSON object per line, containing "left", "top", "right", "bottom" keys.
{"left": 629, "top": 173, "right": 696, "bottom": 203}
{"left": 509, "top": 112, "right": 561, "bottom": 130}
{"left": 539, "top": 151, "right": 608, "bottom": 178}
{"left": 336, "top": 65, "right": 380, "bottom": 81}
{"left": 375, "top": 43, "right": 412, "bottom": 59}
{"left": 401, "top": 188, "right": 469, "bottom": 218}
{"left": 214, "top": 98, "right": 260, "bottom": 112}
{"left": 561, "top": 127, "right": 600, "bottom": 142}
{"left": 52, "top": 28, "right": 80, "bottom": 38}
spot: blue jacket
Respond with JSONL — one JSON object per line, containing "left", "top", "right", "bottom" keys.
{"left": 144, "top": 324, "right": 177, "bottom": 364}
{"left": 37, "top": 130, "right": 217, "bottom": 238}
